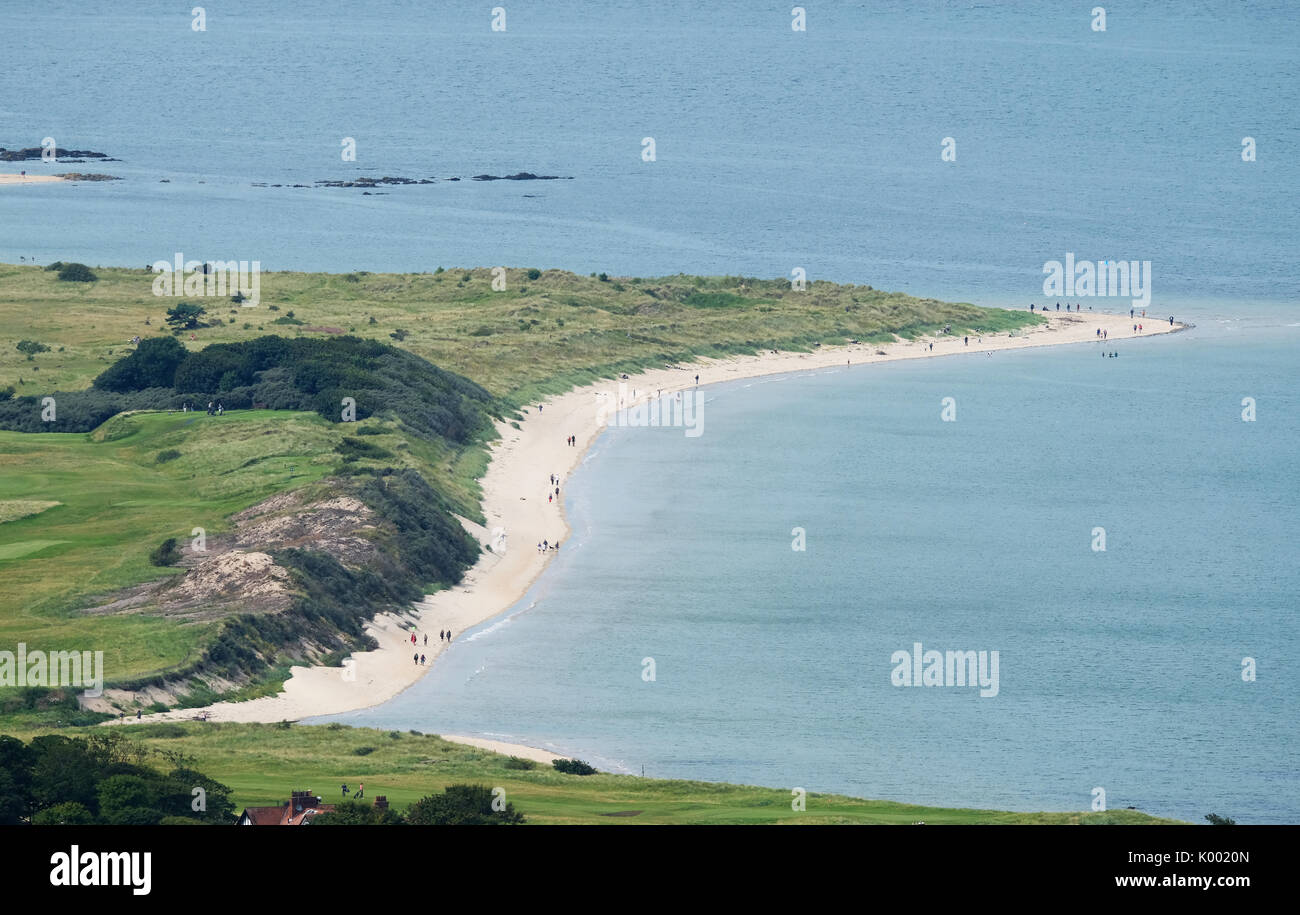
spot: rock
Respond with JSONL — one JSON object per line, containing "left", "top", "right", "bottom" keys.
{"left": 0, "top": 146, "right": 110, "bottom": 161}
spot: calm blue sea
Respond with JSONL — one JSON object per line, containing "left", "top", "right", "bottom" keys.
{"left": 2, "top": 0, "right": 1298, "bottom": 305}
{"left": 4, "top": 1, "right": 1296, "bottom": 820}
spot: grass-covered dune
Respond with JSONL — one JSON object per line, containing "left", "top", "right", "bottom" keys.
{"left": 97, "top": 722, "right": 1181, "bottom": 825}
{"left": 0, "top": 263, "right": 1040, "bottom": 405}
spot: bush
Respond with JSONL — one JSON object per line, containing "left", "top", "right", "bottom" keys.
{"left": 526, "top": 268, "right": 541, "bottom": 280}
{"left": 16, "top": 340, "right": 50, "bottom": 356}
{"left": 503, "top": 756, "right": 536, "bottom": 770}
{"left": 155, "top": 449, "right": 181, "bottom": 464}
{"left": 149, "top": 537, "right": 182, "bottom": 566}
{"left": 353, "top": 746, "right": 376, "bottom": 756}
{"left": 405, "top": 784, "right": 524, "bottom": 825}
{"left": 552, "top": 758, "right": 597, "bottom": 776}
{"left": 56, "top": 263, "right": 97, "bottom": 282}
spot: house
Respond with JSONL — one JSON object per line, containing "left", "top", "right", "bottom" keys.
{"left": 237, "top": 790, "right": 335, "bottom": 826}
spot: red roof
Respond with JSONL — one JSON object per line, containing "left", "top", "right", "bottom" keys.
{"left": 238, "top": 798, "right": 336, "bottom": 825}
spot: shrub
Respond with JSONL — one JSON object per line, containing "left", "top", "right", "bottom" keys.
{"left": 526, "top": 268, "right": 541, "bottom": 280}
{"left": 390, "top": 328, "right": 409, "bottom": 342}
{"left": 149, "top": 537, "right": 182, "bottom": 566}
{"left": 16, "top": 340, "right": 50, "bottom": 356}
{"left": 405, "top": 784, "right": 524, "bottom": 825}
{"left": 353, "top": 746, "right": 375, "bottom": 756}
{"left": 56, "top": 263, "right": 97, "bottom": 282}
{"left": 503, "top": 756, "right": 536, "bottom": 770}
{"left": 552, "top": 757, "right": 597, "bottom": 776}
{"left": 155, "top": 449, "right": 181, "bottom": 464}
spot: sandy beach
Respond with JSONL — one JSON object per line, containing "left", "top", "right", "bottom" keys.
{"left": 0, "top": 173, "right": 67, "bottom": 185}
{"left": 113, "top": 307, "right": 1185, "bottom": 757}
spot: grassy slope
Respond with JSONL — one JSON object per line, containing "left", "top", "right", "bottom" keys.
{"left": 91, "top": 722, "right": 1174, "bottom": 825}
{"left": 0, "top": 409, "right": 440, "bottom": 692}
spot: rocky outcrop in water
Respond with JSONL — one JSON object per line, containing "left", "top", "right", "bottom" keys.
{"left": 0, "top": 146, "right": 115, "bottom": 161}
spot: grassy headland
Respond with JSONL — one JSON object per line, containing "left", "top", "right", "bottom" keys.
{"left": 0, "top": 263, "right": 1041, "bottom": 728}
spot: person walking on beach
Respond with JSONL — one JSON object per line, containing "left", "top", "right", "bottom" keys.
{"left": 420, "top": 653, "right": 425, "bottom": 665}
{"left": 964, "top": 336, "right": 968, "bottom": 345}
{"left": 1169, "top": 315, "right": 1174, "bottom": 325}
{"left": 439, "top": 630, "right": 445, "bottom": 641}
{"left": 413, "top": 652, "right": 418, "bottom": 664}
{"left": 423, "top": 633, "right": 427, "bottom": 646}
{"left": 1130, "top": 308, "right": 1135, "bottom": 318}
{"left": 694, "top": 374, "right": 699, "bottom": 384}
{"left": 446, "top": 630, "right": 452, "bottom": 642}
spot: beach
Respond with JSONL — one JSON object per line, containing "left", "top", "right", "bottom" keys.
{"left": 0, "top": 173, "right": 67, "bottom": 185}
{"left": 116, "top": 308, "right": 1184, "bottom": 757}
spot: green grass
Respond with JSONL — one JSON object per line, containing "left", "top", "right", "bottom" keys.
{"left": 0, "top": 410, "right": 392, "bottom": 682}
{"left": 0, "top": 264, "right": 1041, "bottom": 405}
{"left": 78, "top": 722, "right": 1176, "bottom": 825}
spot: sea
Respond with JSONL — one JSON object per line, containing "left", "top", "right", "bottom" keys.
{"left": 4, "top": 1, "right": 1297, "bottom": 822}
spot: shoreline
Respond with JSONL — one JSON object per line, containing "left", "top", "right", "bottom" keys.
{"left": 112, "top": 307, "right": 1186, "bottom": 761}
{"left": 0, "top": 173, "right": 67, "bottom": 185}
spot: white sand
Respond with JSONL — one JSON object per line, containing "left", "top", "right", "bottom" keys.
{"left": 0, "top": 173, "right": 66, "bottom": 185}
{"left": 111, "top": 308, "right": 1183, "bottom": 760}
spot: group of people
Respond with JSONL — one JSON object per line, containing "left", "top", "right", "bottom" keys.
{"left": 341, "top": 782, "right": 364, "bottom": 798}
{"left": 565, "top": 434, "right": 576, "bottom": 446}
{"left": 1031, "top": 303, "right": 1087, "bottom": 312}
{"left": 409, "top": 628, "right": 452, "bottom": 665}
{"left": 537, "top": 539, "right": 559, "bottom": 552}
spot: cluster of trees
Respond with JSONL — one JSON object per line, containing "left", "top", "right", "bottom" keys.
{"left": 88, "top": 334, "right": 496, "bottom": 444}
{"left": 313, "top": 785, "right": 524, "bottom": 825}
{"left": 0, "top": 731, "right": 234, "bottom": 825}
{"left": 1, "top": 335, "right": 498, "bottom": 441}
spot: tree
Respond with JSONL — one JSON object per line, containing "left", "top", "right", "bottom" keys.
{"left": 404, "top": 784, "right": 524, "bottom": 825}
{"left": 311, "top": 799, "right": 404, "bottom": 826}
{"left": 93, "top": 336, "right": 187, "bottom": 392}
{"left": 165, "top": 302, "right": 207, "bottom": 330}
{"left": 32, "top": 802, "right": 95, "bottom": 825}
{"left": 1205, "top": 813, "right": 1237, "bottom": 826}
{"left": 97, "top": 774, "right": 160, "bottom": 825}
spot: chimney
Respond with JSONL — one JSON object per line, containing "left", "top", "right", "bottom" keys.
{"left": 374, "top": 796, "right": 388, "bottom": 810}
